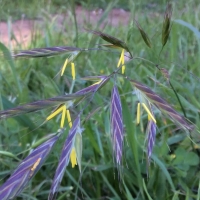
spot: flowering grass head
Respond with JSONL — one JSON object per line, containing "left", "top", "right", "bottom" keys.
{"left": 0, "top": 7, "right": 198, "bottom": 199}
{"left": 131, "top": 80, "right": 193, "bottom": 131}
{"left": 49, "top": 116, "right": 82, "bottom": 200}
{"left": 110, "top": 86, "right": 124, "bottom": 166}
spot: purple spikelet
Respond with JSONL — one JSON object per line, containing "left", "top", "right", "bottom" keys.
{"left": 131, "top": 80, "right": 193, "bottom": 131}
{"left": 0, "top": 134, "right": 60, "bottom": 200}
{"left": 49, "top": 116, "right": 80, "bottom": 200}
{"left": 147, "top": 119, "right": 156, "bottom": 165}
{"left": 110, "top": 86, "right": 124, "bottom": 165}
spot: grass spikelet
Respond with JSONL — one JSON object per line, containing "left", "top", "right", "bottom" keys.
{"left": 160, "top": 68, "right": 170, "bottom": 82}
{"left": 131, "top": 80, "right": 193, "bottom": 131}
{"left": 61, "top": 59, "right": 68, "bottom": 76}
{"left": 146, "top": 119, "right": 156, "bottom": 165}
{"left": 134, "top": 19, "right": 152, "bottom": 48}
{"left": 0, "top": 94, "right": 85, "bottom": 120}
{"left": 12, "top": 46, "right": 81, "bottom": 58}
{"left": 75, "top": 76, "right": 109, "bottom": 95}
{"left": 85, "top": 29, "right": 132, "bottom": 56}
{"left": 110, "top": 86, "right": 124, "bottom": 165}
{"left": 0, "top": 131, "right": 62, "bottom": 200}
{"left": 49, "top": 116, "right": 81, "bottom": 200}
{"left": 162, "top": 3, "right": 173, "bottom": 47}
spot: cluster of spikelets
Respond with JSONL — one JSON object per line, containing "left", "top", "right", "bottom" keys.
{"left": 0, "top": 3, "right": 194, "bottom": 199}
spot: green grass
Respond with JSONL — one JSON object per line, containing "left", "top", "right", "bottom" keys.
{"left": 0, "top": 0, "right": 200, "bottom": 199}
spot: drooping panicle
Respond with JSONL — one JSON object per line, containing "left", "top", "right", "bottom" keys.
{"left": 131, "top": 80, "right": 193, "bottom": 131}
{"left": 0, "top": 131, "right": 62, "bottom": 200}
{"left": 49, "top": 116, "right": 81, "bottom": 200}
{"left": 162, "top": 3, "right": 173, "bottom": 47}
{"left": 110, "top": 86, "right": 124, "bottom": 165}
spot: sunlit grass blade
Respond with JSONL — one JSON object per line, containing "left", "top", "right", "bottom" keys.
{"left": 162, "top": 3, "right": 173, "bottom": 47}
{"left": 110, "top": 86, "right": 124, "bottom": 165}
{"left": 49, "top": 116, "right": 81, "bottom": 200}
{"left": 85, "top": 29, "right": 132, "bottom": 56}
{"left": 134, "top": 19, "right": 152, "bottom": 48}
{"left": 0, "top": 94, "right": 84, "bottom": 119}
{"left": 0, "top": 129, "right": 63, "bottom": 200}
{"left": 12, "top": 46, "right": 81, "bottom": 58}
{"left": 131, "top": 80, "right": 193, "bottom": 131}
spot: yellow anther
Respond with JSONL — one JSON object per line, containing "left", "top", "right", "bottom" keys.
{"left": 121, "top": 49, "right": 125, "bottom": 74}
{"left": 70, "top": 147, "right": 77, "bottom": 168}
{"left": 61, "top": 59, "right": 68, "bottom": 76}
{"left": 60, "top": 105, "right": 67, "bottom": 128}
{"left": 122, "top": 64, "right": 125, "bottom": 74}
{"left": 30, "top": 158, "right": 41, "bottom": 177}
{"left": 31, "top": 158, "right": 41, "bottom": 172}
{"left": 121, "top": 49, "right": 125, "bottom": 64}
{"left": 117, "top": 49, "right": 125, "bottom": 74}
{"left": 137, "top": 103, "right": 141, "bottom": 124}
{"left": 91, "top": 80, "right": 102, "bottom": 86}
{"left": 46, "top": 105, "right": 65, "bottom": 121}
{"left": 66, "top": 109, "right": 72, "bottom": 128}
{"left": 141, "top": 103, "right": 156, "bottom": 123}
{"left": 71, "top": 62, "right": 75, "bottom": 80}
{"left": 117, "top": 49, "right": 123, "bottom": 68}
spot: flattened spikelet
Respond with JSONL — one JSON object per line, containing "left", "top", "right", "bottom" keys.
{"left": 162, "top": 3, "right": 173, "bottom": 47}
{"left": 131, "top": 80, "right": 193, "bottom": 131}
{"left": 147, "top": 119, "right": 156, "bottom": 165}
{"left": 76, "top": 76, "right": 109, "bottom": 95}
{"left": 12, "top": 46, "right": 81, "bottom": 58}
{"left": 110, "top": 86, "right": 124, "bottom": 165}
{"left": 0, "top": 134, "right": 61, "bottom": 200}
{"left": 85, "top": 29, "right": 132, "bottom": 56}
{"left": 49, "top": 116, "right": 80, "bottom": 200}
{"left": 135, "top": 19, "right": 152, "bottom": 48}
{"left": 0, "top": 94, "right": 85, "bottom": 119}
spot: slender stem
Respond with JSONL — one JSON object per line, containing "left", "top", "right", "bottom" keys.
{"left": 168, "top": 80, "right": 186, "bottom": 117}
{"left": 169, "top": 80, "right": 195, "bottom": 151}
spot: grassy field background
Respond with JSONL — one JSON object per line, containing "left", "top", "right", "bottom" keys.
{"left": 0, "top": 0, "right": 200, "bottom": 199}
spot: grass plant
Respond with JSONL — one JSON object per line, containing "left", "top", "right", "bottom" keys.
{"left": 0, "top": 1, "right": 200, "bottom": 200}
